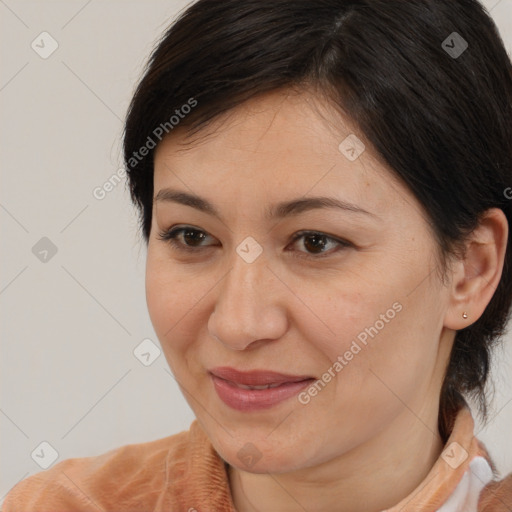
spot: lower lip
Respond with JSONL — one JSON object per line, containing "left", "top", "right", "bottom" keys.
{"left": 211, "top": 375, "right": 314, "bottom": 411}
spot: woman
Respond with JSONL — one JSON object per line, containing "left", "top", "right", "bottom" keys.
{"left": 3, "top": 0, "right": 512, "bottom": 511}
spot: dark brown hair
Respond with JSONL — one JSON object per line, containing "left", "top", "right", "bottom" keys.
{"left": 123, "top": 0, "right": 512, "bottom": 441}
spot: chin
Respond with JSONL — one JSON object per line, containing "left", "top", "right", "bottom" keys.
{"left": 210, "top": 430, "right": 317, "bottom": 474}
{"left": 225, "top": 450, "right": 305, "bottom": 474}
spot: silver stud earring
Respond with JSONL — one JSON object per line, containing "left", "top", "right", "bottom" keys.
{"left": 462, "top": 311, "right": 468, "bottom": 319}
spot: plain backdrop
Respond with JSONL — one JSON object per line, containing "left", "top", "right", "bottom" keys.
{"left": 1, "top": 0, "right": 512, "bottom": 503}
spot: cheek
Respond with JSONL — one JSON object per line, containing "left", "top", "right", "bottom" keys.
{"left": 300, "top": 269, "right": 402, "bottom": 364}
{"left": 145, "top": 254, "right": 169, "bottom": 334}
{"left": 145, "top": 250, "right": 190, "bottom": 348}
{"left": 323, "top": 290, "right": 442, "bottom": 423}
{"left": 145, "top": 248, "right": 216, "bottom": 358}
{"left": 305, "top": 258, "right": 440, "bottom": 399}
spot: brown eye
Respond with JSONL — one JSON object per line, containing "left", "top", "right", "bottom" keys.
{"left": 181, "top": 228, "right": 208, "bottom": 247}
{"left": 289, "top": 231, "right": 351, "bottom": 259}
{"left": 302, "top": 233, "right": 330, "bottom": 254}
{"left": 157, "top": 226, "right": 216, "bottom": 252}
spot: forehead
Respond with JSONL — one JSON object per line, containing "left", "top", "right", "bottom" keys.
{"left": 153, "top": 89, "right": 415, "bottom": 221}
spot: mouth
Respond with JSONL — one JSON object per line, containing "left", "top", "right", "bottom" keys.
{"left": 209, "top": 366, "right": 314, "bottom": 386}
{"left": 230, "top": 382, "right": 285, "bottom": 390}
{"left": 209, "top": 367, "right": 315, "bottom": 411}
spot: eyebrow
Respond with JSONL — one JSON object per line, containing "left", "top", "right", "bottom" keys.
{"left": 154, "top": 188, "right": 378, "bottom": 221}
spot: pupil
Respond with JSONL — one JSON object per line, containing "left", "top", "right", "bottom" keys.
{"left": 305, "top": 234, "right": 326, "bottom": 253}
{"left": 184, "top": 229, "right": 204, "bottom": 246}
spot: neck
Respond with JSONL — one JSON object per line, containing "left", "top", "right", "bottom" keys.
{"left": 228, "top": 403, "right": 444, "bottom": 512}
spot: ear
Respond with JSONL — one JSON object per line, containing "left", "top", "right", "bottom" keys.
{"left": 444, "top": 208, "right": 508, "bottom": 330}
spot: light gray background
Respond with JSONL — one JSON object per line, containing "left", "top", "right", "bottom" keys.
{"left": 1, "top": 0, "right": 511, "bottom": 503}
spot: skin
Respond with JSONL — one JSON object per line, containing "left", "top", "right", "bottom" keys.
{"left": 146, "top": 88, "right": 508, "bottom": 512}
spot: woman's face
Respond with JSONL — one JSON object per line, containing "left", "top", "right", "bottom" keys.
{"left": 147, "top": 89, "right": 453, "bottom": 473}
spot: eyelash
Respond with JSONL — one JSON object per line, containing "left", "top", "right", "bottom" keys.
{"left": 156, "top": 226, "right": 352, "bottom": 260}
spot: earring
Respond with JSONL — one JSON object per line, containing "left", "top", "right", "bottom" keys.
{"left": 462, "top": 312, "right": 468, "bottom": 319}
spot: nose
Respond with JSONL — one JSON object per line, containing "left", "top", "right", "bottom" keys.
{"left": 208, "top": 248, "right": 288, "bottom": 351}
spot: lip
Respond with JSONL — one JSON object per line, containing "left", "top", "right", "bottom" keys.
{"left": 209, "top": 367, "right": 315, "bottom": 411}
{"left": 209, "top": 367, "right": 313, "bottom": 386}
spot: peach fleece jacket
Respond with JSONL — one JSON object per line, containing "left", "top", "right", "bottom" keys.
{"left": 2, "top": 406, "right": 512, "bottom": 511}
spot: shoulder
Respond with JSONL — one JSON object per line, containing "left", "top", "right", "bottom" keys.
{"left": 479, "top": 472, "right": 512, "bottom": 511}
{"left": 1, "top": 427, "right": 193, "bottom": 512}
